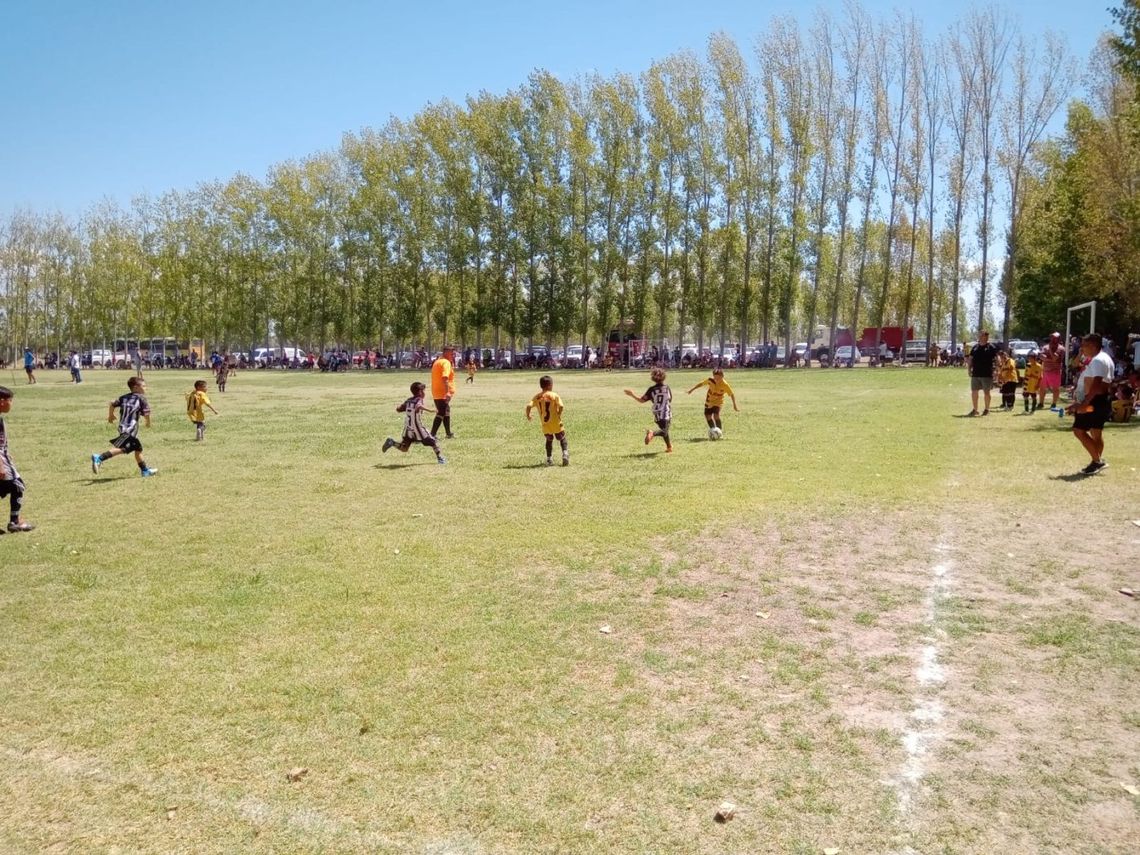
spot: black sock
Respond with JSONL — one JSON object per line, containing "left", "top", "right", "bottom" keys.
{"left": 545, "top": 436, "right": 553, "bottom": 457}
{"left": 431, "top": 416, "right": 442, "bottom": 435}
{"left": 443, "top": 416, "right": 452, "bottom": 435}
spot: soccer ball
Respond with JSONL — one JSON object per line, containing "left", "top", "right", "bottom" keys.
{"left": 708, "top": 426, "right": 723, "bottom": 441}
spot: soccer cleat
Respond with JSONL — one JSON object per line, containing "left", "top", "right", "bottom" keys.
{"left": 644, "top": 429, "right": 653, "bottom": 445}
{"left": 91, "top": 453, "right": 101, "bottom": 474}
{"left": 1091, "top": 459, "right": 1108, "bottom": 473}
{"left": 446, "top": 433, "right": 456, "bottom": 439}
{"left": 141, "top": 467, "right": 158, "bottom": 477}
{"left": 382, "top": 437, "right": 395, "bottom": 453}
{"left": 1080, "top": 461, "right": 1099, "bottom": 475}
{"left": 562, "top": 454, "right": 569, "bottom": 467}
{"left": 436, "top": 456, "right": 447, "bottom": 465}
{"left": 546, "top": 458, "right": 554, "bottom": 466}
{"left": 7, "top": 520, "right": 35, "bottom": 533}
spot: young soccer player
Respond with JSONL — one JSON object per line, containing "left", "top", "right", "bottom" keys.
{"left": 91, "top": 376, "right": 157, "bottom": 477}
{"left": 187, "top": 380, "right": 219, "bottom": 441}
{"left": 0, "top": 386, "right": 35, "bottom": 532}
{"left": 216, "top": 360, "right": 229, "bottom": 392}
{"left": 624, "top": 367, "right": 673, "bottom": 452}
{"left": 686, "top": 367, "right": 739, "bottom": 434}
{"left": 382, "top": 382, "right": 446, "bottom": 464}
{"left": 996, "top": 347, "right": 1019, "bottom": 411}
{"left": 466, "top": 358, "right": 476, "bottom": 384}
{"left": 526, "top": 375, "right": 569, "bottom": 466}
{"left": 1023, "top": 351, "right": 1043, "bottom": 412}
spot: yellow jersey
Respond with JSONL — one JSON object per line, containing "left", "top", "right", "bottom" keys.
{"left": 1023, "top": 362, "right": 1043, "bottom": 393}
{"left": 529, "top": 390, "right": 565, "bottom": 435}
{"left": 996, "top": 357, "right": 1018, "bottom": 385}
{"left": 186, "top": 389, "right": 211, "bottom": 422}
{"left": 695, "top": 376, "right": 734, "bottom": 408}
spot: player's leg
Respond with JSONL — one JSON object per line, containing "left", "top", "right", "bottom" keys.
{"left": 703, "top": 406, "right": 715, "bottom": 429}
{"left": 422, "top": 436, "right": 445, "bottom": 463}
{"left": 712, "top": 406, "right": 722, "bottom": 430}
{"left": 658, "top": 419, "right": 673, "bottom": 451}
{"left": 545, "top": 434, "right": 554, "bottom": 464}
{"left": 557, "top": 431, "right": 569, "bottom": 465}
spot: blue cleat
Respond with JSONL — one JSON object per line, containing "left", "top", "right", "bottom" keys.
{"left": 437, "top": 456, "right": 447, "bottom": 465}
{"left": 91, "top": 454, "right": 101, "bottom": 474}
{"left": 141, "top": 467, "right": 158, "bottom": 477}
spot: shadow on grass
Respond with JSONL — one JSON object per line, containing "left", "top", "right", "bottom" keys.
{"left": 75, "top": 477, "right": 130, "bottom": 485}
{"left": 1049, "top": 471, "right": 1099, "bottom": 483}
{"left": 502, "top": 462, "right": 551, "bottom": 470}
{"left": 623, "top": 451, "right": 666, "bottom": 459}
{"left": 684, "top": 437, "right": 713, "bottom": 443}
{"left": 373, "top": 461, "right": 436, "bottom": 469}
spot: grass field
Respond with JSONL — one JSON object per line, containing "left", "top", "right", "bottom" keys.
{"left": 2, "top": 365, "right": 1138, "bottom": 854}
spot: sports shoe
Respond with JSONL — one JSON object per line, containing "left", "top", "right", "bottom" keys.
{"left": 665, "top": 447, "right": 674, "bottom": 453}
{"left": 982, "top": 409, "right": 989, "bottom": 416}
{"left": 1091, "top": 459, "right": 1108, "bottom": 473}
{"left": 445, "top": 433, "right": 456, "bottom": 439}
{"left": 644, "top": 429, "right": 653, "bottom": 445}
{"left": 562, "top": 454, "right": 569, "bottom": 467}
{"left": 141, "top": 467, "right": 158, "bottom": 477}
{"left": 7, "top": 519, "right": 34, "bottom": 533}
{"left": 436, "top": 456, "right": 447, "bottom": 465}
{"left": 546, "top": 458, "right": 554, "bottom": 466}
{"left": 967, "top": 410, "right": 978, "bottom": 417}
{"left": 1080, "top": 461, "right": 1099, "bottom": 475}
{"left": 382, "top": 437, "right": 395, "bottom": 453}
{"left": 91, "top": 453, "right": 101, "bottom": 474}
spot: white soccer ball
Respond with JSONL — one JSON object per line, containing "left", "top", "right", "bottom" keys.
{"left": 708, "top": 426, "right": 723, "bottom": 441}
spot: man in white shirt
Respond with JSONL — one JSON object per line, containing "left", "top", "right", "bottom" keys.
{"left": 1068, "top": 334, "right": 1115, "bottom": 474}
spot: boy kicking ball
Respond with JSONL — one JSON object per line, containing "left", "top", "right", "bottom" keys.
{"left": 625, "top": 367, "right": 673, "bottom": 453}
{"left": 382, "top": 382, "right": 446, "bottom": 465}
{"left": 687, "top": 366, "right": 739, "bottom": 437}
{"left": 526, "top": 375, "right": 569, "bottom": 466}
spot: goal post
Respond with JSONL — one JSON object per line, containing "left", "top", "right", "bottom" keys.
{"left": 1064, "top": 301, "right": 1096, "bottom": 384}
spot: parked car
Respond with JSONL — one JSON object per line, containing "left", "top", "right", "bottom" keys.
{"left": 793, "top": 342, "right": 809, "bottom": 360}
{"left": 1008, "top": 339, "right": 1037, "bottom": 359}
{"left": 564, "top": 345, "right": 584, "bottom": 367}
{"left": 903, "top": 339, "right": 928, "bottom": 362}
{"left": 834, "top": 345, "right": 862, "bottom": 365}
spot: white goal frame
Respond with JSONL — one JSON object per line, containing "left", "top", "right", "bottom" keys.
{"left": 1064, "top": 301, "right": 1096, "bottom": 383}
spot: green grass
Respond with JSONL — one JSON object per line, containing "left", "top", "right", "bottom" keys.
{"left": 1, "top": 365, "right": 1138, "bottom": 853}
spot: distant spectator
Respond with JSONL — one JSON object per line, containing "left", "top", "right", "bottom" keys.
{"left": 23, "top": 348, "right": 36, "bottom": 385}
{"left": 966, "top": 331, "right": 998, "bottom": 416}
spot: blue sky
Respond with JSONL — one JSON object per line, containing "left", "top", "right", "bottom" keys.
{"left": 0, "top": 0, "right": 1110, "bottom": 218}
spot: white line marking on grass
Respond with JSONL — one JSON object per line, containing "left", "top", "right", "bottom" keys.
{"left": 893, "top": 553, "right": 952, "bottom": 822}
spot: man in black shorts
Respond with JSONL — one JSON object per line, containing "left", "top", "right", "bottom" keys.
{"left": 1069, "top": 334, "right": 1115, "bottom": 474}
{"left": 966, "top": 331, "right": 998, "bottom": 416}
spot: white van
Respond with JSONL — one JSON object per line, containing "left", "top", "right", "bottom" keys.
{"left": 251, "top": 346, "right": 307, "bottom": 364}
{"left": 87, "top": 348, "right": 114, "bottom": 367}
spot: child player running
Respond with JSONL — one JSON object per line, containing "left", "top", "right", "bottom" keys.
{"left": 0, "top": 386, "right": 35, "bottom": 532}
{"left": 686, "top": 366, "right": 739, "bottom": 435}
{"left": 526, "top": 375, "right": 569, "bottom": 466}
{"left": 91, "top": 376, "right": 158, "bottom": 477}
{"left": 624, "top": 367, "right": 673, "bottom": 453}
{"left": 187, "top": 379, "right": 219, "bottom": 441}
{"left": 382, "top": 382, "right": 446, "bottom": 465}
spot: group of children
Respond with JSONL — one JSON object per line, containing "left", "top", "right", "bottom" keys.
{"left": 0, "top": 365, "right": 738, "bottom": 534}
{"left": 995, "top": 350, "right": 1048, "bottom": 413}
{"left": 381, "top": 365, "right": 739, "bottom": 465}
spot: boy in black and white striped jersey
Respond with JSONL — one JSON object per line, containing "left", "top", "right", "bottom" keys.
{"left": 382, "top": 382, "right": 446, "bottom": 465}
{"left": 91, "top": 376, "right": 158, "bottom": 477}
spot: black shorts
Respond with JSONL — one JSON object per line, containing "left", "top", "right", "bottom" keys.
{"left": 433, "top": 398, "right": 450, "bottom": 418}
{"left": 703, "top": 405, "right": 721, "bottom": 417}
{"left": 655, "top": 418, "right": 671, "bottom": 433}
{"left": 1073, "top": 396, "right": 1111, "bottom": 431}
{"left": 111, "top": 434, "right": 143, "bottom": 453}
{"left": 24, "top": 366, "right": 33, "bottom": 376}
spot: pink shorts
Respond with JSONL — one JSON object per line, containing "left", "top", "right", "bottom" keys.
{"left": 1041, "top": 370, "right": 1062, "bottom": 390}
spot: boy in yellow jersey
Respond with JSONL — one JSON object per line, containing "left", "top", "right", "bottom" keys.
{"left": 526, "top": 375, "right": 569, "bottom": 466}
{"left": 466, "top": 358, "right": 476, "bottom": 384}
{"left": 996, "top": 347, "right": 1019, "bottom": 411}
{"left": 1022, "top": 351, "right": 1043, "bottom": 412}
{"left": 686, "top": 366, "right": 739, "bottom": 434}
{"left": 186, "top": 379, "right": 219, "bottom": 441}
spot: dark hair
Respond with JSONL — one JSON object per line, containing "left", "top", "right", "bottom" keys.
{"left": 539, "top": 375, "right": 553, "bottom": 390}
{"left": 194, "top": 380, "right": 208, "bottom": 390}
{"left": 0, "top": 385, "right": 12, "bottom": 400}
{"left": 410, "top": 381, "right": 426, "bottom": 395}
{"left": 651, "top": 367, "right": 667, "bottom": 383}
{"left": 1082, "top": 333, "right": 1103, "bottom": 348}
{"left": 127, "top": 376, "right": 144, "bottom": 391}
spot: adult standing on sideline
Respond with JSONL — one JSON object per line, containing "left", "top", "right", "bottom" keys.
{"left": 68, "top": 351, "right": 82, "bottom": 383}
{"left": 23, "top": 348, "right": 36, "bottom": 385}
{"left": 1039, "top": 332, "right": 1066, "bottom": 409}
{"left": 1069, "top": 334, "right": 1115, "bottom": 474}
{"left": 966, "top": 331, "right": 998, "bottom": 416}
{"left": 430, "top": 344, "right": 457, "bottom": 439}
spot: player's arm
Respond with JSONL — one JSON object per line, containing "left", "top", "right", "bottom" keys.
{"left": 396, "top": 402, "right": 407, "bottom": 412}
{"left": 730, "top": 392, "right": 739, "bottom": 411}
{"left": 525, "top": 402, "right": 534, "bottom": 421}
{"left": 686, "top": 383, "right": 700, "bottom": 394}
{"left": 207, "top": 403, "right": 219, "bottom": 414}
{"left": 623, "top": 389, "right": 647, "bottom": 402}
{"left": 107, "top": 402, "right": 117, "bottom": 423}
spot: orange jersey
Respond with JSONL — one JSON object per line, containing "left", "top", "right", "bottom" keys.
{"left": 431, "top": 357, "right": 455, "bottom": 400}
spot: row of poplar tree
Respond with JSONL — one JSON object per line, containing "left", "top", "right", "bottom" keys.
{"left": 0, "top": 4, "right": 1080, "bottom": 361}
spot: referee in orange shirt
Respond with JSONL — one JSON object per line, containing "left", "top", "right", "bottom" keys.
{"left": 430, "top": 345, "right": 457, "bottom": 439}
